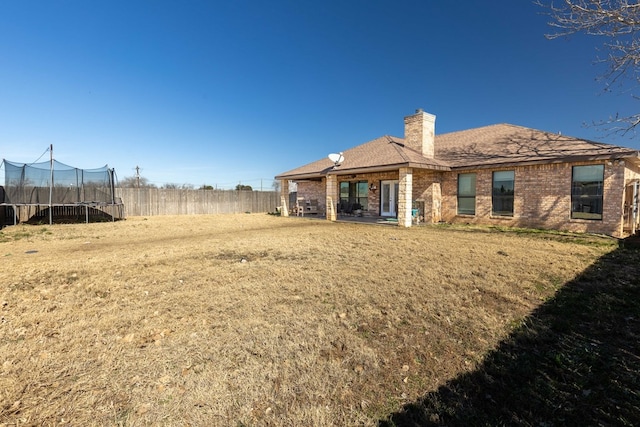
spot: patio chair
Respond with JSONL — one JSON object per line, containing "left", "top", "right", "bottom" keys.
{"left": 296, "top": 197, "right": 306, "bottom": 216}
{"left": 343, "top": 202, "right": 354, "bottom": 215}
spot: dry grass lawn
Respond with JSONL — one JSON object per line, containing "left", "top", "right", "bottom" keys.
{"left": 0, "top": 214, "right": 622, "bottom": 426}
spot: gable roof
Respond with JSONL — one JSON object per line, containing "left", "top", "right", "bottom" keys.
{"left": 276, "top": 123, "right": 639, "bottom": 180}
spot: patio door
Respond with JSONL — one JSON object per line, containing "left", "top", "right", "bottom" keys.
{"left": 381, "top": 180, "right": 399, "bottom": 217}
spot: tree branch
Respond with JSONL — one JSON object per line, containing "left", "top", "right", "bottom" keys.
{"left": 538, "top": 0, "right": 640, "bottom": 135}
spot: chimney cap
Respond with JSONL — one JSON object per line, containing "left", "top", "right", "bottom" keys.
{"left": 415, "top": 108, "right": 424, "bottom": 113}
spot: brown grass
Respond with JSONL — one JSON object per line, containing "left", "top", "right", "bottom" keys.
{"left": 0, "top": 214, "right": 618, "bottom": 426}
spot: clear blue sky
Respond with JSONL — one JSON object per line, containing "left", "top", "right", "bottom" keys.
{"left": 1, "top": 1, "right": 638, "bottom": 189}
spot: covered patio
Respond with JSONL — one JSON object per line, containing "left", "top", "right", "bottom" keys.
{"left": 275, "top": 110, "right": 443, "bottom": 229}
{"left": 285, "top": 194, "right": 424, "bottom": 226}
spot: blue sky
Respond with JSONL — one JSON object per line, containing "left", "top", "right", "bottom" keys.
{"left": 1, "top": 1, "right": 638, "bottom": 189}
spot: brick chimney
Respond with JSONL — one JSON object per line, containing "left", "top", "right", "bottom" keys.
{"left": 404, "top": 108, "right": 436, "bottom": 158}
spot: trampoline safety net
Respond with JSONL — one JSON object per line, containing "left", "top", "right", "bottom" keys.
{"left": 2, "top": 159, "right": 116, "bottom": 205}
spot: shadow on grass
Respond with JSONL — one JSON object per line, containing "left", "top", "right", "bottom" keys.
{"left": 380, "top": 244, "right": 640, "bottom": 426}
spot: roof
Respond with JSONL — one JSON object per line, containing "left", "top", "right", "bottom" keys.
{"left": 275, "top": 136, "right": 450, "bottom": 180}
{"left": 437, "top": 123, "right": 638, "bottom": 168}
{"left": 275, "top": 123, "right": 640, "bottom": 180}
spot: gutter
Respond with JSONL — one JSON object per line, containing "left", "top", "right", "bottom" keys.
{"left": 447, "top": 151, "right": 640, "bottom": 171}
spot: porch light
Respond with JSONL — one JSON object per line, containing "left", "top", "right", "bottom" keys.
{"left": 369, "top": 183, "right": 377, "bottom": 192}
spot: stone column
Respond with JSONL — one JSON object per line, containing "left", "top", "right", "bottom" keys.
{"left": 398, "top": 167, "right": 413, "bottom": 227}
{"left": 431, "top": 181, "right": 442, "bottom": 223}
{"left": 280, "top": 179, "right": 289, "bottom": 217}
{"left": 326, "top": 174, "right": 337, "bottom": 221}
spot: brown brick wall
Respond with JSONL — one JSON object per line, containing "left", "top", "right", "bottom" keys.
{"left": 441, "top": 161, "right": 628, "bottom": 237}
{"left": 296, "top": 180, "right": 325, "bottom": 203}
{"left": 413, "top": 170, "right": 443, "bottom": 223}
{"left": 293, "top": 160, "right": 636, "bottom": 237}
{"left": 296, "top": 180, "right": 326, "bottom": 215}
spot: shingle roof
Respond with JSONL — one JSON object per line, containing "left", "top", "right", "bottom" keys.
{"left": 275, "top": 136, "right": 449, "bottom": 180}
{"left": 437, "top": 123, "right": 638, "bottom": 168}
{"left": 275, "top": 123, "right": 639, "bottom": 179}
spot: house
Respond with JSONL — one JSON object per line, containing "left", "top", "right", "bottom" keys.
{"left": 275, "top": 109, "right": 640, "bottom": 237}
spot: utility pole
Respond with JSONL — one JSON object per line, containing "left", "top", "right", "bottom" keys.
{"left": 135, "top": 165, "right": 141, "bottom": 188}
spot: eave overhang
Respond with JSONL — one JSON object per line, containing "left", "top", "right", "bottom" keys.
{"left": 327, "top": 162, "right": 451, "bottom": 176}
{"left": 275, "top": 151, "right": 640, "bottom": 180}
{"left": 276, "top": 162, "right": 451, "bottom": 181}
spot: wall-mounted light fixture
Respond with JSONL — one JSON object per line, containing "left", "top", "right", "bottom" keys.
{"left": 369, "top": 183, "right": 377, "bottom": 192}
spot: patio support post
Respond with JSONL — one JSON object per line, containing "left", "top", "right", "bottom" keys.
{"left": 326, "top": 174, "right": 337, "bottom": 221}
{"left": 398, "top": 167, "right": 413, "bottom": 227}
{"left": 432, "top": 181, "right": 442, "bottom": 223}
{"left": 280, "top": 179, "right": 289, "bottom": 217}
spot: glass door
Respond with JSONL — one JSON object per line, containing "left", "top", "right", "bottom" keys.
{"left": 381, "top": 180, "right": 399, "bottom": 217}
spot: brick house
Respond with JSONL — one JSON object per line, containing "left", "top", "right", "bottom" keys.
{"left": 275, "top": 109, "right": 640, "bottom": 237}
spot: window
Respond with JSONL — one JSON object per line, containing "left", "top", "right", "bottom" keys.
{"left": 492, "top": 171, "right": 514, "bottom": 216}
{"left": 571, "top": 165, "right": 604, "bottom": 220}
{"left": 339, "top": 181, "right": 368, "bottom": 211}
{"left": 457, "top": 173, "right": 476, "bottom": 215}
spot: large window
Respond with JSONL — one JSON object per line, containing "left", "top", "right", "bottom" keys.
{"left": 571, "top": 165, "right": 604, "bottom": 220}
{"left": 340, "top": 181, "right": 368, "bottom": 212}
{"left": 457, "top": 173, "right": 476, "bottom": 215}
{"left": 492, "top": 171, "right": 515, "bottom": 216}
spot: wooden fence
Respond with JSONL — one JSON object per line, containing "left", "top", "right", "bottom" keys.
{"left": 116, "top": 188, "right": 280, "bottom": 217}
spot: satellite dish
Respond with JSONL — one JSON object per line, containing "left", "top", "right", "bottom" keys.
{"left": 328, "top": 152, "right": 344, "bottom": 166}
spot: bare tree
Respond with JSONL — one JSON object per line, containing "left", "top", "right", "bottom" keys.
{"left": 540, "top": 0, "right": 640, "bottom": 134}
{"left": 118, "top": 176, "right": 155, "bottom": 188}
